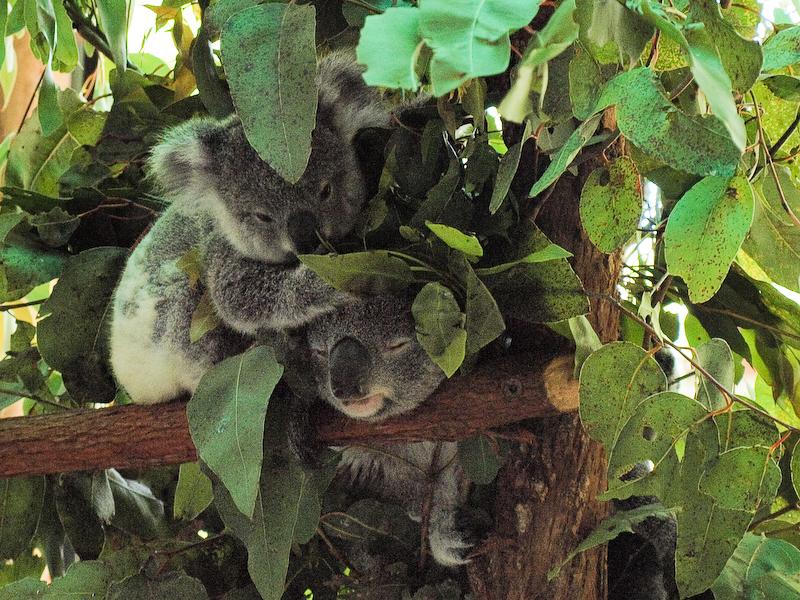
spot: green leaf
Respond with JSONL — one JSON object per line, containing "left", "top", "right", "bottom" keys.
{"left": 38, "top": 70, "right": 62, "bottom": 137}
{"left": 695, "top": 338, "right": 734, "bottom": 412}
{"left": 742, "top": 168, "right": 800, "bottom": 291}
{"left": 712, "top": 533, "right": 800, "bottom": 599}
{"left": 0, "top": 578, "right": 47, "bottom": 599}
{"left": 763, "top": 75, "right": 800, "bottom": 101}
{"left": 594, "top": 68, "right": 740, "bottom": 177}
{"left": 106, "top": 572, "right": 209, "bottom": 599}
{"left": 204, "top": 0, "right": 264, "bottom": 40}
{"left": 699, "top": 446, "right": 780, "bottom": 513}
{"left": 426, "top": 221, "right": 483, "bottom": 257}
{"left": 763, "top": 25, "right": 800, "bottom": 72}
{"left": 792, "top": 438, "right": 800, "bottom": 499}
{"left": 0, "top": 477, "right": 44, "bottom": 560}
{"left": 0, "top": 239, "right": 66, "bottom": 303}
{"left": 37, "top": 247, "right": 126, "bottom": 404}
{"left": 687, "top": 0, "right": 762, "bottom": 93}
{"left": 475, "top": 243, "right": 573, "bottom": 276}
{"left": 489, "top": 120, "right": 530, "bottom": 214}
{"left": 192, "top": 27, "right": 234, "bottom": 119}
{"left": 529, "top": 113, "right": 602, "bottom": 197}
{"left": 579, "top": 156, "right": 642, "bottom": 253}
{"left": 575, "top": 0, "right": 652, "bottom": 65}
{"left": 464, "top": 261, "right": 505, "bottom": 356}
{"left": 498, "top": 0, "right": 578, "bottom": 122}
{"left": 412, "top": 282, "right": 467, "bottom": 377}
{"left": 6, "top": 106, "right": 78, "bottom": 197}
{"left": 419, "top": 0, "right": 540, "bottom": 96}
{"left": 106, "top": 470, "right": 169, "bottom": 539}
{"left": 357, "top": 7, "right": 423, "bottom": 90}
{"left": 299, "top": 251, "right": 414, "bottom": 294}
{"left": 28, "top": 207, "right": 80, "bottom": 247}
{"left": 568, "top": 315, "right": 601, "bottom": 377}
{"left": 343, "top": 0, "right": 413, "bottom": 27}
{"left": 214, "top": 457, "right": 323, "bottom": 600}
{"left": 685, "top": 41, "right": 745, "bottom": 152}
{"left": 52, "top": 0, "right": 77, "bottom": 72}
{"left": 0, "top": 0, "right": 6, "bottom": 68}
{"left": 54, "top": 473, "right": 106, "bottom": 560}
{"left": 548, "top": 503, "right": 675, "bottom": 580}
{"left": 457, "top": 435, "right": 502, "bottom": 485}
{"left": 46, "top": 561, "right": 113, "bottom": 597}
{"left": 189, "top": 290, "right": 221, "bottom": 343}
{"left": 173, "top": 462, "right": 213, "bottom": 521}
{"left": 579, "top": 342, "right": 667, "bottom": 452}
{"left": 188, "top": 346, "right": 283, "bottom": 518}
{"left": 221, "top": 3, "right": 317, "bottom": 183}
{"left": 96, "top": 0, "right": 128, "bottom": 69}
{"left": 664, "top": 176, "right": 754, "bottom": 302}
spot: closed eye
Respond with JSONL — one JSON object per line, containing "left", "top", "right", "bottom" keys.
{"left": 254, "top": 212, "right": 274, "bottom": 224}
{"left": 385, "top": 338, "right": 412, "bottom": 352}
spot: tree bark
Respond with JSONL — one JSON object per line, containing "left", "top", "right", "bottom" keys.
{"left": 466, "top": 116, "right": 621, "bottom": 598}
{"left": 0, "top": 353, "right": 576, "bottom": 478}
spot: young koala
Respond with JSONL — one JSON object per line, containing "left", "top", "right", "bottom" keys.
{"left": 303, "top": 295, "right": 475, "bottom": 567}
{"left": 110, "top": 53, "right": 390, "bottom": 404}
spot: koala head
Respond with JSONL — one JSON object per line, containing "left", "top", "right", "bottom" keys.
{"left": 306, "top": 295, "right": 445, "bottom": 421}
{"left": 147, "top": 52, "right": 389, "bottom": 263}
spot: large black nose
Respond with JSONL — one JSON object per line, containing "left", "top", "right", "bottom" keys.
{"left": 287, "top": 210, "right": 319, "bottom": 255}
{"left": 329, "top": 336, "right": 371, "bottom": 400}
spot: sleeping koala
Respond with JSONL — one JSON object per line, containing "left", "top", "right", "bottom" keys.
{"left": 110, "top": 52, "right": 390, "bottom": 404}
{"left": 302, "top": 295, "right": 475, "bottom": 567}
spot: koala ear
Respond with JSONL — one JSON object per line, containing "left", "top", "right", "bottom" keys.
{"left": 316, "top": 51, "right": 391, "bottom": 143}
{"left": 146, "top": 117, "right": 228, "bottom": 197}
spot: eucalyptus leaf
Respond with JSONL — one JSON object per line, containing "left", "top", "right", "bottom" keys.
{"left": 37, "top": 247, "right": 125, "bottom": 404}
{"left": 358, "top": 7, "right": 423, "bottom": 90}
{"left": 412, "top": 282, "right": 467, "bottom": 377}
{"left": 579, "top": 342, "right": 667, "bottom": 452}
{"left": 173, "top": 462, "right": 213, "bottom": 521}
{"left": 664, "top": 176, "right": 754, "bottom": 303}
{"left": 579, "top": 156, "right": 642, "bottom": 253}
{"left": 762, "top": 25, "right": 800, "bottom": 72}
{"left": 489, "top": 120, "right": 530, "bottom": 214}
{"left": 106, "top": 572, "right": 209, "bottom": 600}
{"left": 426, "top": 221, "right": 483, "bottom": 257}
{"left": 214, "top": 456, "right": 323, "bottom": 600}
{"left": 188, "top": 346, "right": 283, "bottom": 518}
{"left": 299, "top": 251, "right": 414, "bottom": 294}
{"left": 457, "top": 435, "right": 502, "bottom": 485}
{"left": 221, "top": 3, "right": 317, "bottom": 183}
{"left": 712, "top": 533, "right": 800, "bottom": 600}
{"left": 0, "top": 476, "right": 45, "bottom": 560}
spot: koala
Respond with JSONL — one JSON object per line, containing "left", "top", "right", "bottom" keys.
{"left": 109, "top": 52, "right": 391, "bottom": 404}
{"left": 302, "top": 295, "right": 476, "bottom": 567}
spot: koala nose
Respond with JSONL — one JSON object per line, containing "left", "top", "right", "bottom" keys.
{"left": 329, "top": 336, "right": 371, "bottom": 400}
{"left": 287, "top": 210, "right": 319, "bottom": 255}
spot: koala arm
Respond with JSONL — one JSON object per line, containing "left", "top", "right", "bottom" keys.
{"left": 206, "top": 241, "right": 354, "bottom": 335}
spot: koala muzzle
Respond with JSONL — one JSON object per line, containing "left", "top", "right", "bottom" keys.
{"left": 287, "top": 210, "right": 319, "bottom": 255}
{"left": 329, "top": 336, "right": 372, "bottom": 400}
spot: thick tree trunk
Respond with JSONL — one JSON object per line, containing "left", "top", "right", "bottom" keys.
{"left": 466, "top": 118, "right": 621, "bottom": 598}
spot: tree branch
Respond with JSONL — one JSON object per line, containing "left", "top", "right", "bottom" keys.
{"left": 0, "top": 354, "right": 578, "bottom": 478}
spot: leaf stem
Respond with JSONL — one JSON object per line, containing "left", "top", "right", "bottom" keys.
{"left": 0, "top": 387, "right": 68, "bottom": 410}
{"left": 609, "top": 296, "right": 800, "bottom": 433}
{"left": 0, "top": 299, "right": 44, "bottom": 311}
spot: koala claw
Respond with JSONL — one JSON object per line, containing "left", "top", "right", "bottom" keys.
{"left": 428, "top": 527, "right": 474, "bottom": 567}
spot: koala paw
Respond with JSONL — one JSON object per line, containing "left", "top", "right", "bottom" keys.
{"left": 428, "top": 507, "right": 491, "bottom": 567}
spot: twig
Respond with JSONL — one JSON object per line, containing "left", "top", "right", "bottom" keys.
{"left": 609, "top": 296, "right": 800, "bottom": 432}
{"left": 316, "top": 526, "right": 356, "bottom": 575}
{"left": 17, "top": 70, "right": 46, "bottom": 134}
{"left": 751, "top": 92, "right": 800, "bottom": 228}
{"left": 0, "top": 387, "right": 68, "bottom": 410}
{"left": 769, "top": 112, "right": 800, "bottom": 158}
{"left": 645, "top": 30, "right": 660, "bottom": 68}
{"left": 0, "top": 299, "right": 44, "bottom": 311}
{"left": 63, "top": 0, "right": 138, "bottom": 71}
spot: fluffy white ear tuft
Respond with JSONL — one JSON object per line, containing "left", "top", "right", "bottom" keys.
{"left": 146, "top": 117, "right": 226, "bottom": 198}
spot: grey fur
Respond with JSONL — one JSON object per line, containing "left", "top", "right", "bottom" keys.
{"left": 110, "top": 52, "right": 390, "bottom": 404}
{"left": 305, "top": 296, "right": 473, "bottom": 566}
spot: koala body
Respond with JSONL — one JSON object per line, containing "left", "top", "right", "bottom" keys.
{"left": 110, "top": 53, "right": 390, "bottom": 404}
{"left": 304, "top": 296, "right": 473, "bottom": 567}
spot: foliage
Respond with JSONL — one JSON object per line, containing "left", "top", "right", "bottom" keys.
{"left": 0, "top": 0, "right": 799, "bottom": 598}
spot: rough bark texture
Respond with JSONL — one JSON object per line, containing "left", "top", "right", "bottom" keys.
{"left": 0, "top": 354, "right": 576, "bottom": 477}
{"left": 465, "top": 113, "right": 621, "bottom": 597}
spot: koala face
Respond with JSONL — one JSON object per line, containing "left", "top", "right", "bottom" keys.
{"left": 152, "top": 117, "right": 367, "bottom": 264}
{"left": 306, "top": 296, "right": 445, "bottom": 421}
